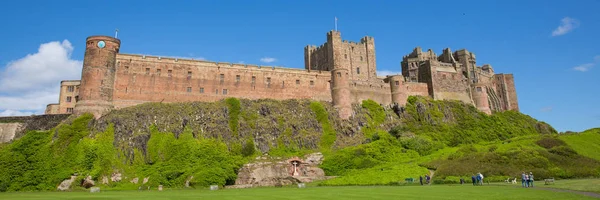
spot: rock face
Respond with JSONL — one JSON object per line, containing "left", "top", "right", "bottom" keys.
{"left": 81, "top": 176, "right": 95, "bottom": 188}
{"left": 90, "top": 187, "right": 100, "bottom": 193}
{"left": 111, "top": 173, "right": 122, "bottom": 182}
{"left": 130, "top": 177, "right": 139, "bottom": 184}
{"left": 0, "top": 114, "right": 70, "bottom": 143}
{"left": 233, "top": 153, "right": 327, "bottom": 187}
{"left": 0, "top": 123, "right": 22, "bottom": 143}
{"left": 57, "top": 175, "right": 77, "bottom": 191}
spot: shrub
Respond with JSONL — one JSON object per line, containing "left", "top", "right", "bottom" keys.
{"left": 225, "top": 97, "right": 241, "bottom": 136}
{"left": 536, "top": 137, "right": 566, "bottom": 149}
{"left": 241, "top": 138, "right": 256, "bottom": 157}
{"left": 310, "top": 101, "right": 336, "bottom": 150}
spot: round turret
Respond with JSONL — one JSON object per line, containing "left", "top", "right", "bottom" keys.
{"left": 471, "top": 83, "right": 491, "bottom": 114}
{"left": 331, "top": 68, "right": 352, "bottom": 119}
{"left": 74, "top": 36, "right": 121, "bottom": 118}
{"left": 388, "top": 75, "right": 408, "bottom": 105}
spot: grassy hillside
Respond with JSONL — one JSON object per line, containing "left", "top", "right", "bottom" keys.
{"left": 559, "top": 128, "right": 600, "bottom": 161}
{"left": 1, "top": 96, "right": 596, "bottom": 191}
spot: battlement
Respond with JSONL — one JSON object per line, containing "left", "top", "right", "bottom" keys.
{"left": 116, "top": 53, "right": 327, "bottom": 76}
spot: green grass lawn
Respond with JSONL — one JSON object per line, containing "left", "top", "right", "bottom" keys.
{"left": 538, "top": 179, "right": 600, "bottom": 193}
{"left": 0, "top": 185, "right": 596, "bottom": 200}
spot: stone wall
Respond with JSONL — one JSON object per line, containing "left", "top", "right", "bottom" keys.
{"left": 430, "top": 64, "right": 472, "bottom": 104}
{"left": 494, "top": 73, "right": 518, "bottom": 111}
{"left": 111, "top": 54, "right": 333, "bottom": 109}
{"left": 0, "top": 114, "right": 70, "bottom": 143}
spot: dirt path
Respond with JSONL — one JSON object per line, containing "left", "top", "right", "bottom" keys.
{"left": 428, "top": 170, "right": 435, "bottom": 185}
{"left": 533, "top": 187, "right": 600, "bottom": 199}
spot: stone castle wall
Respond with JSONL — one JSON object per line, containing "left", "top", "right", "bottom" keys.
{"left": 112, "top": 54, "right": 333, "bottom": 109}
{"left": 44, "top": 30, "right": 519, "bottom": 118}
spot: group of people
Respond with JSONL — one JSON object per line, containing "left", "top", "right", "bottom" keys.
{"left": 419, "top": 174, "right": 431, "bottom": 185}
{"left": 471, "top": 172, "right": 484, "bottom": 185}
{"left": 521, "top": 172, "right": 534, "bottom": 187}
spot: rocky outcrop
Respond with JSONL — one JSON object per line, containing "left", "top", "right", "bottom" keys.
{"left": 233, "top": 153, "right": 328, "bottom": 187}
{"left": 0, "top": 114, "right": 70, "bottom": 143}
{"left": 57, "top": 175, "right": 77, "bottom": 191}
{"left": 111, "top": 173, "right": 122, "bottom": 182}
{"left": 81, "top": 176, "right": 95, "bottom": 188}
{"left": 0, "top": 123, "right": 22, "bottom": 143}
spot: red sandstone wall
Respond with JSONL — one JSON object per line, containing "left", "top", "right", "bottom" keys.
{"left": 305, "top": 45, "right": 330, "bottom": 71}
{"left": 112, "top": 54, "right": 332, "bottom": 109}
{"left": 349, "top": 79, "right": 392, "bottom": 105}
{"left": 405, "top": 82, "right": 429, "bottom": 97}
{"left": 429, "top": 64, "right": 472, "bottom": 104}
{"left": 499, "top": 74, "right": 518, "bottom": 111}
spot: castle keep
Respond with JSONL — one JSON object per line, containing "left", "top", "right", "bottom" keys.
{"left": 45, "top": 30, "right": 519, "bottom": 119}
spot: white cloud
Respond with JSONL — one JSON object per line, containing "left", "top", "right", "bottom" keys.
{"left": 260, "top": 57, "right": 276, "bottom": 63}
{"left": 540, "top": 106, "right": 553, "bottom": 112}
{"left": 572, "top": 55, "right": 600, "bottom": 72}
{"left": 573, "top": 63, "right": 594, "bottom": 72}
{"left": 376, "top": 70, "right": 401, "bottom": 76}
{"left": 0, "top": 110, "right": 35, "bottom": 117}
{"left": 0, "top": 40, "right": 82, "bottom": 115}
{"left": 551, "top": 17, "right": 580, "bottom": 37}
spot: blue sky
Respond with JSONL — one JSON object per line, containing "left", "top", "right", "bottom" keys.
{"left": 0, "top": 0, "right": 598, "bottom": 132}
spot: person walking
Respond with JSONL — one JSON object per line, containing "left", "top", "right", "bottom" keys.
{"left": 420, "top": 175, "right": 423, "bottom": 185}
{"left": 478, "top": 173, "right": 484, "bottom": 185}
{"left": 525, "top": 173, "right": 530, "bottom": 188}
{"left": 476, "top": 173, "right": 481, "bottom": 185}
{"left": 521, "top": 172, "right": 527, "bottom": 187}
{"left": 471, "top": 175, "right": 476, "bottom": 186}
{"left": 529, "top": 172, "right": 534, "bottom": 187}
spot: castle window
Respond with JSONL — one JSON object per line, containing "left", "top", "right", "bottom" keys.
{"left": 337, "top": 72, "right": 341, "bottom": 77}
{"left": 266, "top": 77, "right": 271, "bottom": 88}
{"left": 220, "top": 74, "right": 224, "bottom": 84}
{"left": 187, "top": 87, "right": 192, "bottom": 93}
{"left": 360, "top": 56, "right": 363, "bottom": 61}
{"left": 200, "top": 87, "right": 204, "bottom": 93}
{"left": 344, "top": 54, "right": 347, "bottom": 59}
{"left": 216, "top": 89, "right": 219, "bottom": 94}
{"left": 66, "top": 96, "right": 72, "bottom": 103}
{"left": 168, "top": 70, "right": 172, "bottom": 77}
{"left": 236, "top": 75, "right": 240, "bottom": 83}
{"left": 188, "top": 71, "right": 192, "bottom": 78}
{"left": 310, "top": 80, "right": 314, "bottom": 86}
{"left": 251, "top": 76, "right": 256, "bottom": 84}
{"left": 67, "top": 86, "right": 75, "bottom": 92}
{"left": 66, "top": 108, "right": 73, "bottom": 113}
{"left": 395, "top": 81, "right": 400, "bottom": 86}
{"left": 125, "top": 66, "right": 129, "bottom": 73}
{"left": 296, "top": 80, "right": 300, "bottom": 85}
{"left": 356, "top": 67, "right": 360, "bottom": 74}
{"left": 476, "top": 87, "right": 482, "bottom": 92}
{"left": 282, "top": 81, "right": 285, "bottom": 88}
{"left": 223, "top": 89, "right": 228, "bottom": 95}
{"left": 75, "top": 96, "right": 79, "bottom": 102}
{"left": 157, "top": 69, "right": 161, "bottom": 75}
{"left": 145, "top": 68, "right": 150, "bottom": 75}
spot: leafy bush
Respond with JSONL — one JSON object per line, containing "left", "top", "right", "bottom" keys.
{"left": 225, "top": 97, "right": 241, "bottom": 136}
{"left": 536, "top": 137, "right": 566, "bottom": 149}
{"left": 241, "top": 137, "right": 256, "bottom": 157}
{"left": 310, "top": 101, "right": 336, "bottom": 150}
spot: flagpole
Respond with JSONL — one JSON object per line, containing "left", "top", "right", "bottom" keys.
{"left": 335, "top": 17, "right": 338, "bottom": 31}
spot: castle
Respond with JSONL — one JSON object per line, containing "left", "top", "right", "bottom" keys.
{"left": 45, "top": 30, "right": 518, "bottom": 119}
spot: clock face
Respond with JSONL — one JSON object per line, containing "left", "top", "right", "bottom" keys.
{"left": 97, "top": 41, "right": 106, "bottom": 48}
